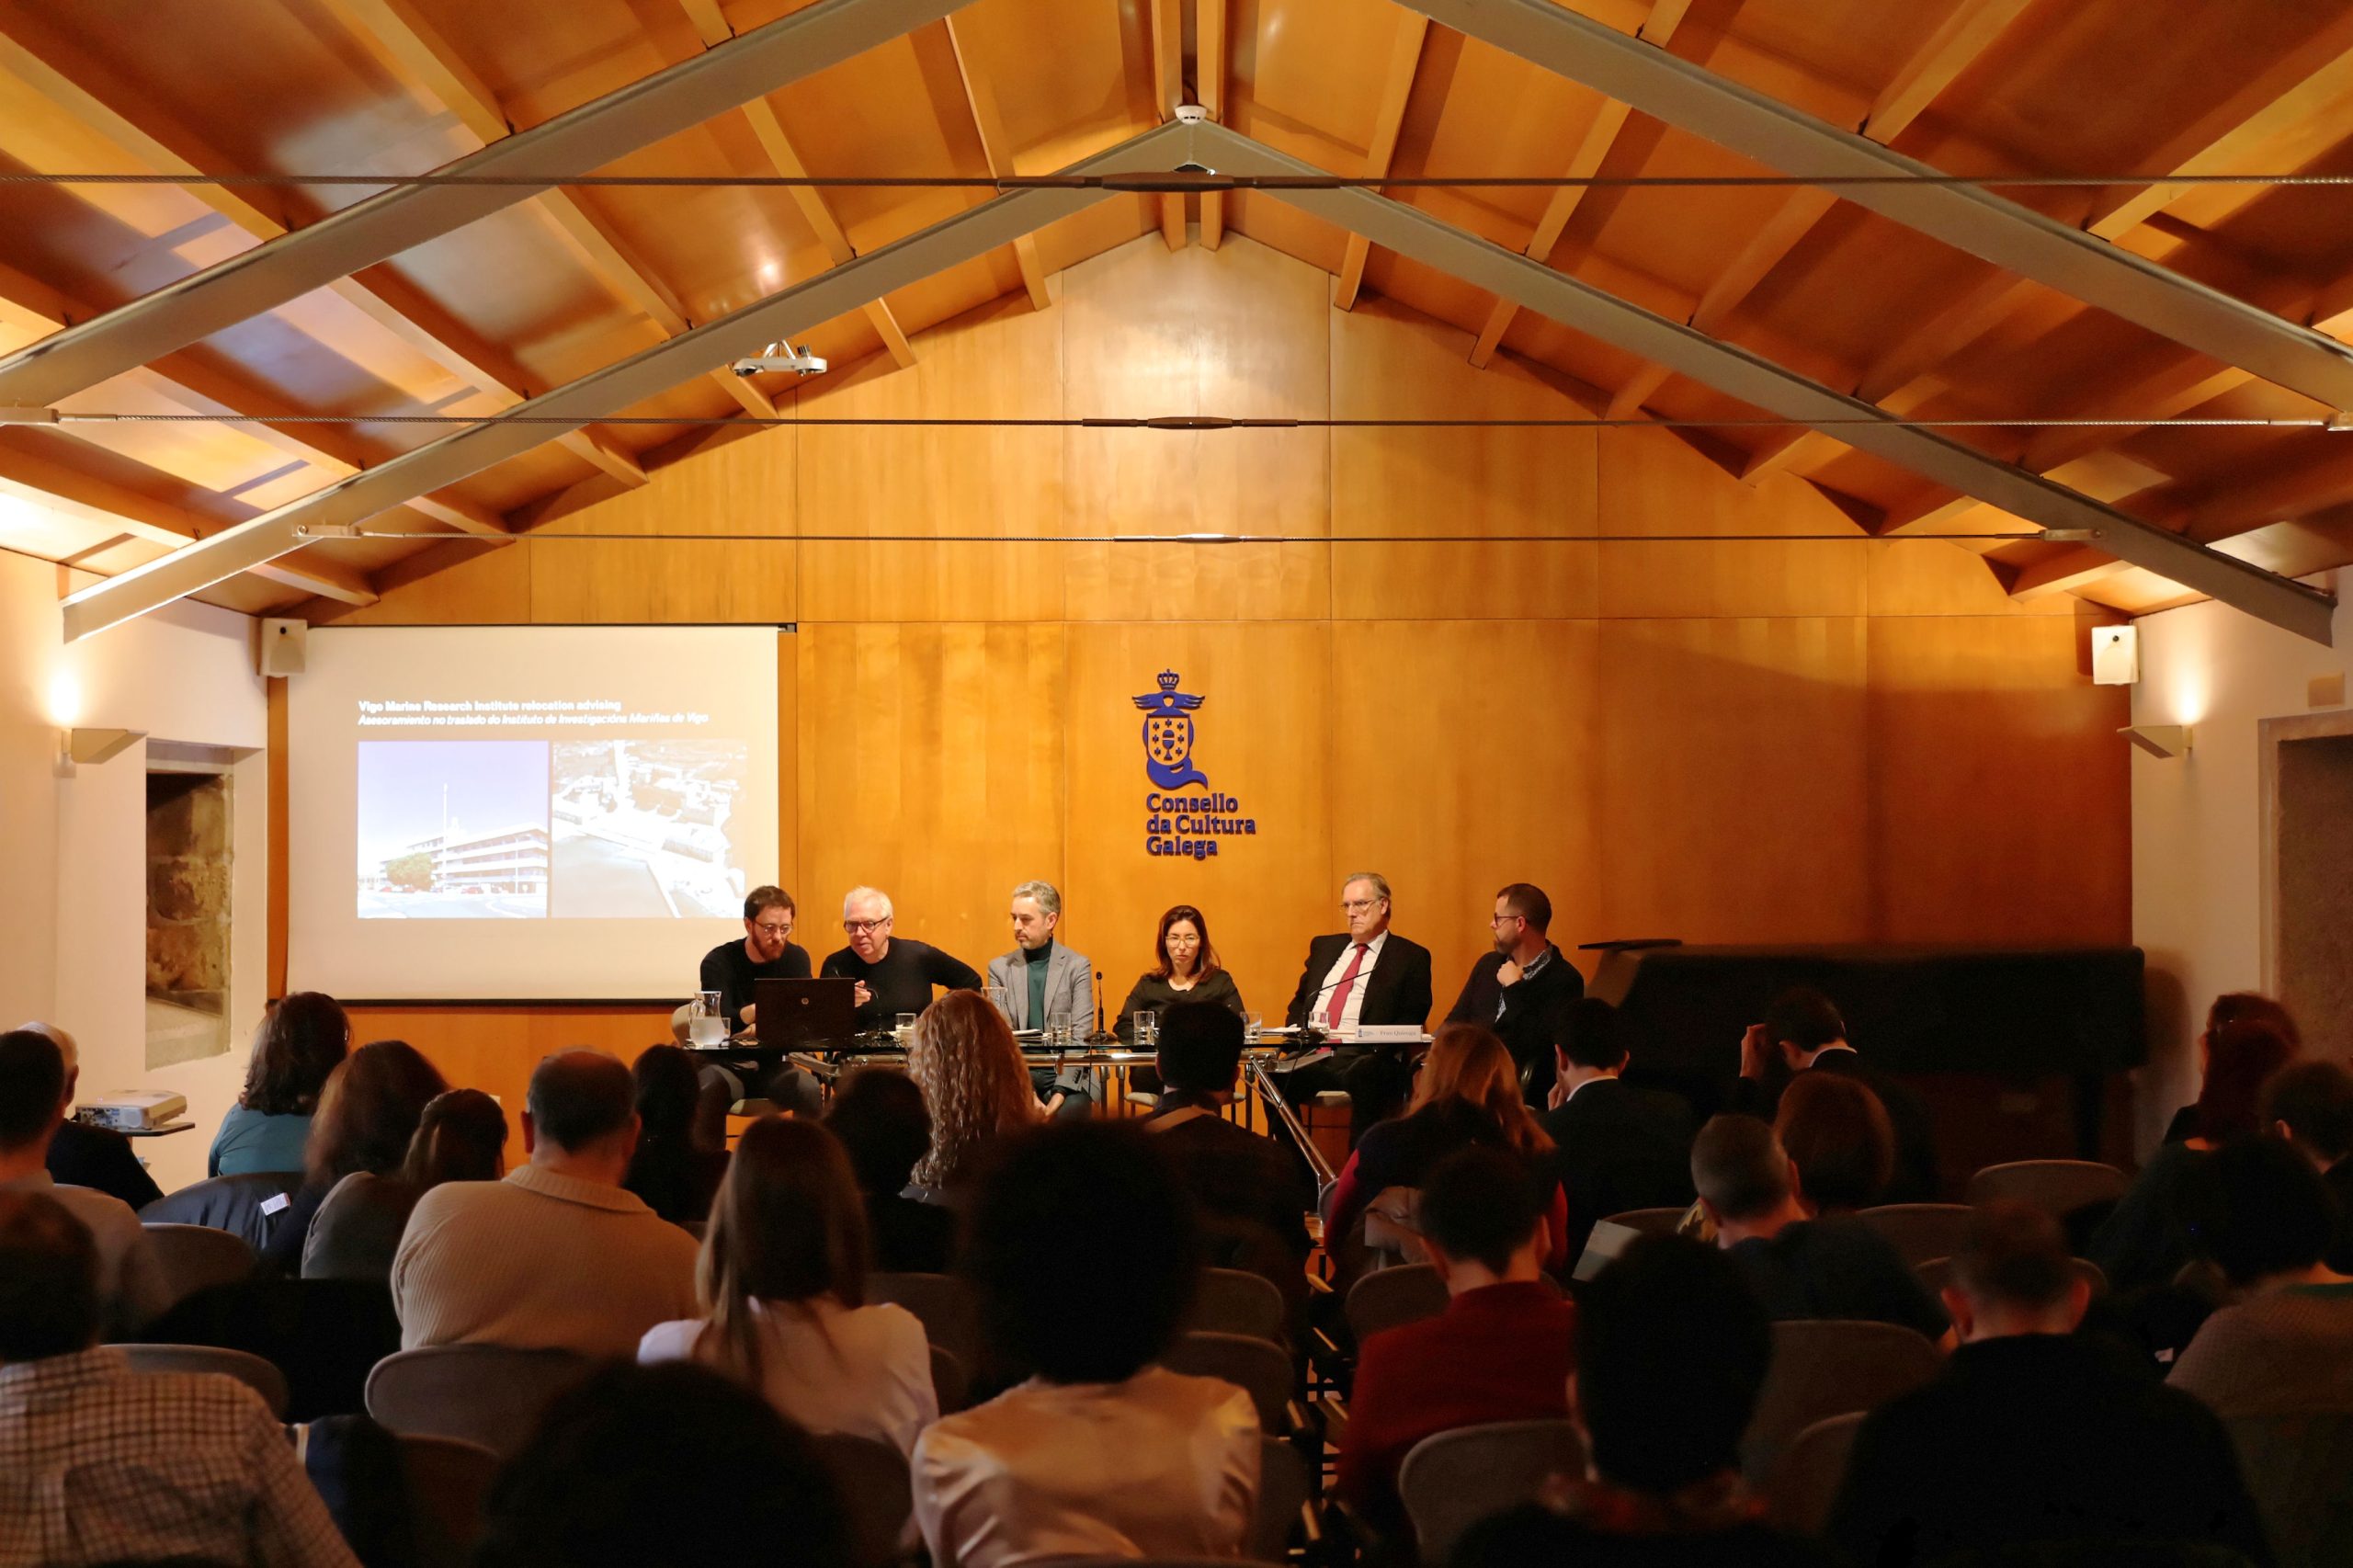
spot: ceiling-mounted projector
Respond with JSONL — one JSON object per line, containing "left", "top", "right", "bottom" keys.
{"left": 733, "top": 343, "right": 827, "bottom": 378}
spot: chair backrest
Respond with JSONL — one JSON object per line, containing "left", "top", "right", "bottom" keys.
{"left": 811, "top": 1431, "right": 914, "bottom": 1568}
{"left": 1598, "top": 1206, "right": 1688, "bottom": 1237}
{"left": 2225, "top": 1408, "right": 2353, "bottom": 1568}
{"left": 365, "top": 1345, "right": 594, "bottom": 1458}
{"left": 141, "top": 1171, "right": 303, "bottom": 1250}
{"left": 1854, "top": 1204, "right": 1975, "bottom": 1267}
{"left": 1964, "top": 1158, "right": 2129, "bottom": 1218}
{"left": 1766, "top": 1410, "right": 1867, "bottom": 1535}
{"left": 1160, "top": 1331, "right": 1292, "bottom": 1432}
{"left": 1344, "top": 1263, "right": 1449, "bottom": 1346}
{"left": 1397, "top": 1418, "right": 1587, "bottom": 1566}
{"left": 928, "top": 1343, "right": 971, "bottom": 1415}
{"left": 1250, "top": 1436, "right": 1308, "bottom": 1563}
{"left": 1741, "top": 1319, "right": 1941, "bottom": 1481}
{"left": 868, "top": 1271, "right": 980, "bottom": 1370}
{"left": 1915, "top": 1254, "right": 2106, "bottom": 1300}
{"left": 396, "top": 1433, "right": 501, "bottom": 1568}
{"left": 1188, "top": 1267, "right": 1288, "bottom": 1345}
{"left": 120, "top": 1343, "right": 290, "bottom": 1417}
{"left": 142, "top": 1222, "right": 259, "bottom": 1309}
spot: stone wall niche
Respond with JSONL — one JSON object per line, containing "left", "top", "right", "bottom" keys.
{"left": 147, "top": 768, "right": 233, "bottom": 1070}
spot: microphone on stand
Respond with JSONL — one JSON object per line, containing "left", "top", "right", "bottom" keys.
{"left": 1088, "top": 968, "right": 1115, "bottom": 1045}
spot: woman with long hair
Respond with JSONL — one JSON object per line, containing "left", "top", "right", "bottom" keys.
{"left": 209, "top": 991, "right": 351, "bottom": 1177}
{"left": 1324, "top": 1023, "right": 1568, "bottom": 1273}
{"left": 623, "top": 1044, "right": 731, "bottom": 1224}
{"left": 304, "top": 1081, "right": 506, "bottom": 1284}
{"left": 1774, "top": 1072, "right": 1895, "bottom": 1216}
{"left": 638, "top": 1117, "right": 936, "bottom": 1454}
{"left": 906, "top": 990, "right": 1042, "bottom": 1203}
{"left": 1115, "top": 904, "right": 1245, "bottom": 1039}
{"left": 261, "top": 1038, "right": 446, "bottom": 1273}
{"left": 403, "top": 1088, "right": 510, "bottom": 1187}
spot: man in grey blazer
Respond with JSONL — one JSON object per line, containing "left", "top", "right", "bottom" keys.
{"left": 986, "top": 881, "right": 1098, "bottom": 1119}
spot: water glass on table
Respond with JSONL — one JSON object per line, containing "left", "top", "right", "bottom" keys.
{"left": 895, "top": 1011, "right": 917, "bottom": 1043}
{"left": 1134, "top": 1009, "right": 1159, "bottom": 1049}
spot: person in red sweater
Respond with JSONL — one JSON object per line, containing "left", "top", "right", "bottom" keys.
{"left": 1338, "top": 1144, "right": 1576, "bottom": 1544}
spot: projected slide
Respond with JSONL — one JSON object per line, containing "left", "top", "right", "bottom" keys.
{"left": 358, "top": 740, "right": 551, "bottom": 918}
{"left": 550, "top": 739, "right": 748, "bottom": 919}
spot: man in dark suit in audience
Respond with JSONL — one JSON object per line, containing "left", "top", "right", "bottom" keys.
{"left": 1540, "top": 1000, "right": 1693, "bottom": 1266}
{"left": 1732, "top": 987, "right": 1940, "bottom": 1202}
{"left": 1830, "top": 1202, "right": 2271, "bottom": 1568}
{"left": 19, "top": 1022, "right": 163, "bottom": 1210}
{"left": 1444, "top": 882, "right": 1584, "bottom": 1102}
{"left": 2261, "top": 1059, "right": 2353, "bottom": 1272}
{"left": 1279, "top": 872, "right": 1433, "bottom": 1141}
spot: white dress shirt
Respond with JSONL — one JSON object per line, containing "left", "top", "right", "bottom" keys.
{"left": 639, "top": 1297, "right": 938, "bottom": 1454}
{"left": 912, "top": 1366, "right": 1261, "bottom": 1568}
{"left": 1316, "top": 929, "right": 1389, "bottom": 1032}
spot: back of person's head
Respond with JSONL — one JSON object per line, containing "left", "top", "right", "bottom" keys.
{"left": 1496, "top": 882, "right": 1552, "bottom": 933}
{"left": 2197, "top": 1013, "right": 2302, "bottom": 1142}
{"left": 698, "top": 1118, "right": 870, "bottom": 1384}
{"left": 1156, "top": 1000, "right": 1245, "bottom": 1096}
{"left": 1690, "top": 1114, "right": 1793, "bottom": 1222}
{"left": 1553, "top": 997, "right": 1627, "bottom": 1073}
{"left": 403, "top": 1088, "right": 508, "bottom": 1187}
{"left": 1773, "top": 1072, "right": 1894, "bottom": 1213}
{"left": 0, "top": 1190, "right": 100, "bottom": 1361}
{"left": 2181, "top": 1135, "right": 2341, "bottom": 1289}
{"left": 631, "top": 1045, "right": 710, "bottom": 1150}
{"left": 476, "top": 1359, "right": 850, "bottom": 1568}
{"left": 242, "top": 991, "right": 350, "bottom": 1116}
{"left": 908, "top": 991, "right": 1033, "bottom": 1190}
{"left": 525, "top": 1050, "right": 636, "bottom": 1156}
{"left": 1948, "top": 1200, "right": 2077, "bottom": 1320}
{"left": 2209, "top": 992, "right": 2301, "bottom": 1050}
{"left": 1576, "top": 1234, "right": 1770, "bottom": 1494}
{"left": 824, "top": 1067, "right": 933, "bottom": 1195}
{"left": 1765, "top": 987, "right": 1847, "bottom": 1052}
{"left": 1410, "top": 1023, "right": 1552, "bottom": 1155}
{"left": 2263, "top": 1059, "right": 2353, "bottom": 1165}
{"left": 0, "top": 1028, "right": 67, "bottom": 1153}
{"left": 963, "top": 1120, "right": 1199, "bottom": 1384}
{"left": 1421, "top": 1145, "right": 1545, "bottom": 1275}
{"left": 13, "top": 1021, "right": 76, "bottom": 1074}
{"left": 304, "top": 1039, "right": 448, "bottom": 1187}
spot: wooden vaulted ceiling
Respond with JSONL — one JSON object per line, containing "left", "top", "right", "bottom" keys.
{"left": 6, "top": 0, "right": 2353, "bottom": 624}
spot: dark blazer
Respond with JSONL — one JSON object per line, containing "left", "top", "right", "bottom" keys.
{"left": 49, "top": 1119, "right": 164, "bottom": 1210}
{"left": 1446, "top": 944, "right": 1586, "bottom": 1071}
{"left": 1284, "top": 932, "right": 1433, "bottom": 1031}
{"left": 1540, "top": 1076, "right": 1694, "bottom": 1262}
{"left": 1730, "top": 1049, "right": 1941, "bottom": 1203}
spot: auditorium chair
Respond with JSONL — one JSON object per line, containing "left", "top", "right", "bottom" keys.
{"left": 1250, "top": 1436, "right": 1312, "bottom": 1563}
{"left": 1965, "top": 1158, "right": 2130, "bottom": 1249}
{"left": 142, "top": 1221, "right": 258, "bottom": 1310}
{"left": 928, "top": 1344, "right": 970, "bottom": 1415}
{"left": 810, "top": 1432, "right": 914, "bottom": 1568}
{"left": 1766, "top": 1410, "right": 1866, "bottom": 1535}
{"left": 1397, "top": 1418, "right": 1587, "bottom": 1566}
{"left": 869, "top": 1271, "right": 981, "bottom": 1371}
{"left": 136, "top": 1276, "right": 403, "bottom": 1423}
{"left": 1915, "top": 1255, "right": 2106, "bottom": 1300}
{"left": 1342, "top": 1263, "right": 1448, "bottom": 1346}
{"left": 1161, "top": 1331, "right": 1296, "bottom": 1434}
{"left": 141, "top": 1171, "right": 303, "bottom": 1251}
{"left": 2225, "top": 1408, "right": 2353, "bottom": 1568}
{"left": 1854, "top": 1203, "right": 1976, "bottom": 1267}
{"left": 1597, "top": 1206, "right": 1689, "bottom": 1237}
{"left": 365, "top": 1345, "right": 593, "bottom": 1457}
{"left": 395, "top": 1433, "right": 500, "bottom": 1568}
{"left": 1739, "top": 1320, "right": 1941, "bottom": 1482}
{"left": 1188, "top": 1267, "right": 1288, "bottom": 1346}
{"left": 120, "top": 1343, "right": 290, "bottom": 1417}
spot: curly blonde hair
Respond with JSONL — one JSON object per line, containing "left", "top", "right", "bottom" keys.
{"left": 907, "top": 991, "right": 1036, "bottom": 1190}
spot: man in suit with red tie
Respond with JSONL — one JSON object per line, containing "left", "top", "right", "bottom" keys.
{"left": 1279, "top": 872, "right": 1434, "bottom": 1142}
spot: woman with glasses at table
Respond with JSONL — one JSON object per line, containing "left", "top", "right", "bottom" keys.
{"left": 1114, "top": 904, "right": 1246, "bottom": 1045}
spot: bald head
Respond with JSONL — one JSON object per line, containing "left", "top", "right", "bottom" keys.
{"left": 14, "top": 1022, "right": 75, "bottom": 1075}
{"left": 525, "top": 1051, "right": 638, "bottom": 1160}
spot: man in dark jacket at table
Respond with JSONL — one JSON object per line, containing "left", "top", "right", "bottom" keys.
{"left": 1445, "top": 883, "right": 1584, "bottom": 1103}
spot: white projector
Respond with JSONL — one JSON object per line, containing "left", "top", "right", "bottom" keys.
{"left": 80, "top": 1091, "right": 188, "bottom": 1133}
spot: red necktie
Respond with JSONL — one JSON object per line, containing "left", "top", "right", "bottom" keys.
{"left": 1324, "top": 943, "right": 1370, "bottom": 1029}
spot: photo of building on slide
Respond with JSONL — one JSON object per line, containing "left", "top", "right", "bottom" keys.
{"left": 550, "top": 739, "right": 748, "bottom": 918}
{"left": 356, "top": 741, "right": 551, "bottom": 919}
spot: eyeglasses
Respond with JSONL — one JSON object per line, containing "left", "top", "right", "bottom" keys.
{"left": 753, "top": 922, "right": 793, "bottom": 937}
{"left": 1489, "top": 913, "right": 1525, "bottom": 927}
{"left": 1341, "top": 899, "right": 1382, "bottom": 914}
{"left": 844, "top": 917, "right": 891, "bottom": 935}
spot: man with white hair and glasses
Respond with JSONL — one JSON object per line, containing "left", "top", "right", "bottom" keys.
{"left": 821, "top": 887, "right": 983, "bottom": 1034}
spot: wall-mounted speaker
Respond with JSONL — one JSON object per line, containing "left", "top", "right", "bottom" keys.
{"left": 258, "top": 618, "right": 308, "bottom": 677}
{"left": 2090, "top": 624, "right": 2138, "bottom": 687}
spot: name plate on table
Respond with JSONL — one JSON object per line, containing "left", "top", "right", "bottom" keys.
{"left": 1346, "top": 1025, "right": 1426, "bottom": 1044}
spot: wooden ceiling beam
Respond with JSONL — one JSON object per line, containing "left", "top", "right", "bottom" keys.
{"left": 1149, "top": 0, "right": 1185, "bottom": 248}
{"left": 1334, "top": 12, "right": 1431, "bottom": 312}
{"left": 944, "top": 15, "right": 1051, "bottom": 307}
{"left": 1199, "top": 0, "right": 1229, "bottom": 250}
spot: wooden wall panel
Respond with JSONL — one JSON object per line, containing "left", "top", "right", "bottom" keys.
{"left": 1597, "top": 434, "right": 1869, "bottom": 619}
{"left": 1329, "top": 619, "right": 1604, "bottom": 1006}
{"left": 342, "top": 1006, "right": 674, "bottom": 1151}
{"left": 1064, "top": 622, "right": 1336, "bottom": 1027}
{"left": 795, "top": 623, "right": 1067, "bottom": 974}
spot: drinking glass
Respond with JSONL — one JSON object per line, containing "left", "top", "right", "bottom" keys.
{"left": 895, "top": 1011, "right": 918, "bottom": 1042}
{"left": 986, "top": 983, "right": 1011, "bottom": 1021}
{"left": 1134, "top": 1009, "right": 1159, "bottom": 1049}
{"left": 1243, "top": 1011, "right": 1263, "bottom": 1044}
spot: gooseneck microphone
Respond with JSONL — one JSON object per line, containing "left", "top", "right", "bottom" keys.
{"left": 1090, "top": 968, "right": 1114, "bottom": 1045}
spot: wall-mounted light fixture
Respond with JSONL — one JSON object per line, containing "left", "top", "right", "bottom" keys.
{"left": 2120, "top": 723, "right": 2192, "bottom": 759}
{"left": 53, "top": 727, "right": 145, "bottom": 778}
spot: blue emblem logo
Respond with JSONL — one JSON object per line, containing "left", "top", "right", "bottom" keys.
{"left": 1132, "top": 670, "right": 1210, "bottom": 790}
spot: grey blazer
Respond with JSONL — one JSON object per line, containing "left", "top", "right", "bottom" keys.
{"left": 984, "top": 944, "right": 1094, "bottom": 1031}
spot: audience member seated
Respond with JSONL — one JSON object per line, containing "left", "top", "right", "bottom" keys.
{"left": 824, "top": 1067, "right": 958, "bottom": 1273}
{"left": 1773, "top": 1072, "right": 1895, "bottom": 1216}
{"left": 392, "top": 1050, "right": 697, "bottom": 1356}
{"left": 1325, "top": 1024, "right": 1568, "bottom": 1275}
{"left": 2259, "top": 1058, "right": 2353, "bottom": 1272}
{"left": 305, "top": 1086, "right": 506, "bottom": 1281}
{"left": 640, "top": 1117, "right": 937, "bottom": 1452}
{"left": 2092, "top": 1003, "right": 2300, "bottom": 1292}
{"left": 904, "top": 991, "right": 1041, "bottom": 1210}
{"left": 912, "top": 1121, "right": 1259, "bottom": 1568}
{"left": 1338, "top": 1145, "right": 1577, "bottom": 1541}
{"left": 1540, "top": 999, "right": 1694, "bottom": 1262}
{"left": 0, "top": 1029, "right": 167, "bottom": 1337}
{"left": 1732, "top": 987, "right": 1938, "bottom": 1202}
{"left": 1830, "top": 1201, "right": 2270, "bottom": 1568}
{"left": 1692, "top": 1114, "right": 1949, "bottom": 1345}
{"left": 2168, "top": 1136, "right": 2353, "bottom": 1416}
{"left": 17, "top": 1021, "right": 162, "bottom": 1210}
{"left": 475, "top": 1359, "right": 850, "bottom": 1568}
{"left": 259, "top": 1038, "right": 446, "bottom": 1276}
{"left": 210, "top": 991, "right": 350, "bottom": 1178}
{"left": 621, "top": 1044, "right": 731, "bottom": 1226}
{"left": 2164, "top": 993, "right": 2302, "bottom": 1145}
{"left": 1452, "top": 1235, "right": 1836, "bottom": 1568}
{"left": 1142, "top": 1000, "right": 1313, "bottom": 1275}
{"left": 0, "top": 1190, "right": 362, "bottom": 1568}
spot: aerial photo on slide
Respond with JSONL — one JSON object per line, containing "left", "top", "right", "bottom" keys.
{"left": 548, "top": 738, "right": 748, "bottom": 918}
{"left": 356, "top": 740, "right": 551, "bottom": 919}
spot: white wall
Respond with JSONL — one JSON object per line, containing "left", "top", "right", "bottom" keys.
{"left": 0, "top": 551, "right": 270, "bottom": 1191}
{"left": 2131, "top": 582, "right": 2352, "bottom": 1153}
